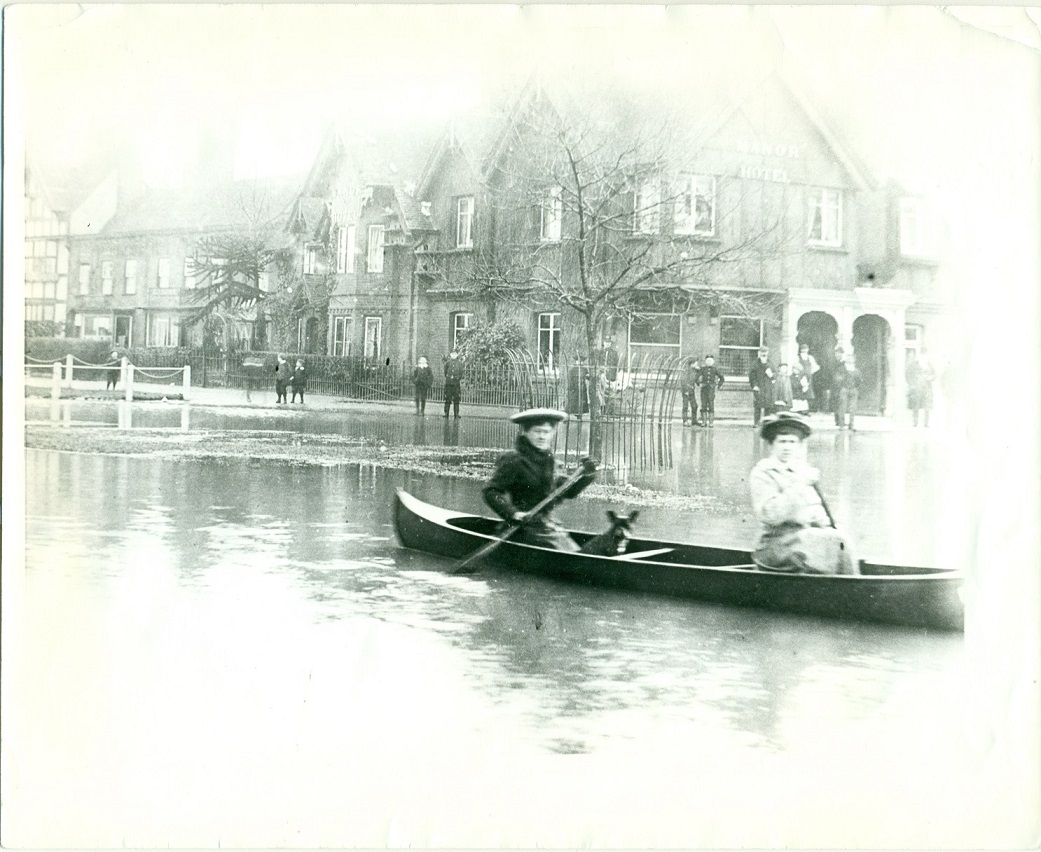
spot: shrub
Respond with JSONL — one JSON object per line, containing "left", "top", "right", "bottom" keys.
{"left": 457, "top": 320, "right": 525, "bottom": 368}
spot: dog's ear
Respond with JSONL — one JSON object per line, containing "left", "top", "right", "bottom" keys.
{"left": 629, "top": 510, "right": 639, "bottom": 524}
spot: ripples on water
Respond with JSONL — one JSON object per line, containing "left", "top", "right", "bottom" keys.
{"left": 14, "top": 448, "right": 976, "bottom": 848}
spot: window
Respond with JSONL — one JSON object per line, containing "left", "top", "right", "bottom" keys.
{"left": 537, "top": 312, "right": 562, "bottom": 371}
{"left": 364, "top": 316, "right": 382, "bottom": 359}
{"left": 904, "top": 324, "right": 923, "bottom": 362}
{"left": 332, "top": 316, "right": 352, "bottom": 356}
{"left": 629, "top": 314, "right": 681, "bottom": 360}
{"left": 303, "top": 243, "right": 318, "bottom": 274}
{"left": 455, "top": 196, "right": 474, "bottom": 248}
{"left": 336, "top": 227, "right": 348, "bottom": 273}
{"left": 367, "top": 225, "right": 384, "bottom": 273}
{"left": 149, "top": 314, "right": 180, "bottom": 347}
{"left": 540, "top": 186, "right": 562, "bottom": 242}
{"left": 634, "top": 178, "right": 661, "bottom": 235}
{"left": 719, "top": 316, "right": 765, "bottom": 376}
{"left": 807, "top": 188, "right": 842, "bottom": 246}
{"left": 675, "top": 175, "right": 716, "bottom": 236}
{"left": 124, "top": 259, "right": 138, "bottom": 294}
{"left": 157, "top": 258, "right": 171, "bottom": 289}
{"left": 183, "top": 257, "right": 195, "bottom": 289}
{"left": 78, "top": 263, "right": 90, "bottom": 295}
{"left": 899, "top": 198, "right": 937, "bottom": 258}
{"left": 82, "top": 313, "right": 112, "bottom": 339}
{"left": 297, "top": 318, "right": 308, "bottom": 353}
{"left": 345, "top": 225, "right": 356, "bottom": 273}
{"left": 451, "top": 312, "right": 473, "bottom": 350}
{"left": 101, "top": 261, "right": 114, "bottom": 295}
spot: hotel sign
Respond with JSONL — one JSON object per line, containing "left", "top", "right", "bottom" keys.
{"left": 735, "top": 141, "right": 802, "bottom": 185}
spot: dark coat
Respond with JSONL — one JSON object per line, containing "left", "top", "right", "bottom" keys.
{"left": 679, "top": 363, "right": 701, "bottom": 394}
{"left": 412, "top": 366, "right": 433, "bottom": 390}
{"left": 698, "top": 365, "right": 725, "bottom": 396}
{"left": 444, "top": 358, "right": 463, "bottom": 386}
{"left": 274, "top": 360, "right": 292, "bottom": 384}
{"left": 483, "top": 434, "right": 593, "bottom": 521}
{"left": 748, "top": 358, "right": 775, "bottom": 396}
{"left": 291, "top": 366, "right": 306, "bottom": 386}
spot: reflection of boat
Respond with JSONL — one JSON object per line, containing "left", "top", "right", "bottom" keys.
{"left": 393, "top": 490, "right": 964, "bottom": 632}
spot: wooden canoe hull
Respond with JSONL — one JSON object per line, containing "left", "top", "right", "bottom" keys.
{"left": 393, "top": 490, "right": 964, "bottom": 632}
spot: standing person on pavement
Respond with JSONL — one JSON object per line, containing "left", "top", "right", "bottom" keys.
{"left": 679, "top": 357, "right": 701, "bottom": 426}
{"left": 906, "top": 350, "right": 935, "bottom": 427}
{"left": 749, "top": 412, "right": 858, "bottom": 574}
{"left": 483, "top": 408, "right": 598, "bottom": 552}
{"left": 773, "top": 362, "right": 794, "bottom": 413}
{"left": 412, "top": 355, "right": 433, "bottom": 415}
{"left": 443, "top": 349, "right": 463, "bottom": 418}
{"left": 832, "top": 353, "right": 861, "bottom": 430}
{"left": 274, "top": 354, "right": 291, "bottom": 404}
{"left": 290, "top": 359, "right": 307, "bottom": 404}
{"left": 792, "top": 343, "right": 818, "bottom": 413}
{"left": 698, "top": 354, "right": 725, "bottom": 427}
{"left": 104, "top": 350, "right": 121, "bottom": 391}
{"left": 748, "top": 346, "right": 775, "bottom": 427}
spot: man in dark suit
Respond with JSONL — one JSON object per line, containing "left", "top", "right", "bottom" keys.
{"left": 748, "top": 346, "right": 775, "bottom": 427}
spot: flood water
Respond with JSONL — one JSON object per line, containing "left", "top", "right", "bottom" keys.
{"left": 9, "top": 441, "right": 1008, "bottom": 849}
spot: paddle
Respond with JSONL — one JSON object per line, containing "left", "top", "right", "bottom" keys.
{"left": 451, "top": 466, "right": 589, "bottom": 574}
{"left": 812, "top": 482, "right": 865, "bottom": 573}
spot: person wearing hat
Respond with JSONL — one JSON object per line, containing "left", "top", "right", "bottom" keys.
{"left": 443, "top": 350, "right": 463, "bottom": 418}
{"left": 483, "top": 408, "right": 598, "bottom": 552}
{"left": 104, "top": 350, "right": 121, "bottom": 390}
{"left": 749, "top": 412, "right": 858, "bottom": 574}
{"left": 748, "top": 346, "right": 775, "bottom": 428}
{"left": 697, "top": 354, "right": 725, "bottom": 427}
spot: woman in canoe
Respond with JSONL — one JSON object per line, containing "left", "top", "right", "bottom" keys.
{"left": 483, "top": 408, "right": 598, "bottom": 552}
{"left": 749, "top": 412, "right": 858, "bottom": 574}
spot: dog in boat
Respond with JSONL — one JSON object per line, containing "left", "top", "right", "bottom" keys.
{"left": 579, "top": 510, "right": 639, "bottom": 556}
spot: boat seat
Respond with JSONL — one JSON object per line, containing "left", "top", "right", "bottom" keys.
{"left": 610, "top": 548, "right": 673, "bottom": 561}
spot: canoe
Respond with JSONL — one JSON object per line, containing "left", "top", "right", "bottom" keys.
{"left": 393, "top": 489, "right": 965, "bottom": 632}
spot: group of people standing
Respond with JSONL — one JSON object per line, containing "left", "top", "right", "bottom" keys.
{"left": 749, "top": 344, "right": 861, "bottom": 431}
{"left": 678, "top": 355, "right": 726, "bottom": 427}
{"left": 411, "top": 350, "right": 464, "bottom": 418}
{"left": 274, "top": 355, "right": 307, "bottom": 404}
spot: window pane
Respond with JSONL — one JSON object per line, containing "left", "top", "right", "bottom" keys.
{"left": 630, "top": 314, "right": 680, "bottom": 346}
{"left": 719, "top": 317, "right": 762, "bottom": 348}
{"left": 367, "top": 226, "right": 384, "bottom": 272}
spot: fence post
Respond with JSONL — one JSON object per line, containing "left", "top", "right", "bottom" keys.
{"left": 120, "top": 357, "right": 128, "bottom": 387}
{"left": 51, "top": 362, "right": 62, "bottom": 400}
{"left": 125, "top": 365, "right": 135, "bottom": 402}
{"left": 64, "top": 353, "right": 74, "bottom": 388}
{"left": 182, "top": 364, "right": 192, "bottom": 401}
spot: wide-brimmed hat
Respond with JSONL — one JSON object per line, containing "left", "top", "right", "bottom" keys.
{"left": 510, "top": 408, "right": 567, "bottom": 428}
{"left": 759, "top": 411, "right": 812, "bottom": 442}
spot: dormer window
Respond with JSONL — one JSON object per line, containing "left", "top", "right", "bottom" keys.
{"left": 456, "top": 196, "right": 474, "bottom": 248}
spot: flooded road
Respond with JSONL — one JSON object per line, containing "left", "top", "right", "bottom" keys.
{"left": 8, "top": 446, "right": 1002, "bottom": 848}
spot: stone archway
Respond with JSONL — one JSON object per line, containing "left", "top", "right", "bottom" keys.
{"left": 852, "top": 314, "right": 891, "bottom": 414}
{"left": 796, "top": 311, "right": 838, "bottom": 412}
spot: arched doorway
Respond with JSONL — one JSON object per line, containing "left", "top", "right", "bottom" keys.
{"left": 852, "top": 314, "right": 891, "bottom": 414}
{"left": 796, "top": 311, "right": 838, "bottom": 412}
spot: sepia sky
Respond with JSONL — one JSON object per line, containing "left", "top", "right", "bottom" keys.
{"left": 13, "top": 4, "right": 1033, "bottom": 189}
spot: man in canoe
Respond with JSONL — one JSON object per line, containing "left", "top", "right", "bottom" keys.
{"left": 749, "top": 412, "right": 859, "bottom": 575}
{"left": 483, "top": 408, "right": 598, "bottom": 552}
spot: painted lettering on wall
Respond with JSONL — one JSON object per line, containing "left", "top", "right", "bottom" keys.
{"left": 737, "top": 165, "right": 791, "bottom": 184}
{"left": 736, "top": 142, "right": 802, "bottom": 159}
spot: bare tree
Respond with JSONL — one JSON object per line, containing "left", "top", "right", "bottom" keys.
{"left": 470, "top": 90, "right": 794, "bottom": 446}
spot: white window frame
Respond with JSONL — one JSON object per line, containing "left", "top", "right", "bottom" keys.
{"left": 124, "top": 259, "right": 138, "bottom": 295}
{"left": 719, "top": 315, "right": 766, "bottom": 378}
{"left": 367, "top": 225, "right": 384, "bottom": 273}
{"left": 183, "top": 257, "right": 195, "bottom": 290}
{"left": 101, "top": 260, "right": 114, "bottom": 295}
{"left": 537, "top": 312, "right": 562, "bottom": 371}
{"left": 899, "top": 198, "right": 937, "bottom": 258}
{"left": 345, "top": 225, "right": 356, "bottom": 273}
{"left": 82, "top": 313, "right": 112, "bottom": 339}
{"left": 332, "top": 315, "right": 352, "bottom": 356}
{"left": 540, "top": 186, "right": 562, "bottom": 242}
{"left": 455, "top": 196, "right": 474, "bottom": 248}
{"left": 904, "top": 324, "right": 923, "bottom": 362}
{"left": 336, "top": 226, "right": 348, "bottom": 273}
{"left": 364, "top": 316, "right": 382, "bottom": 359}
{"left": 628, "top": 313, "right": 682, "bottom": 352}
{"left": 807, "top": 188, "right": 842, "bottom": 247}
{"left": 674, "top": 174, "right": 716, "bottom": 236}
{"left": 157, "top": 257, "right": 171, "bottom": 289}
{"left": 297, "top": 318, "right": 308, "bottom": 353}
{"left": 148, "top": 313, "right": 180, "bottom": 347}
{"left": 303, "top": 242, "right": 318, "bottom": 275}
{"left": 78, "top": 263, "right": 90, "bottom": 295}
{"left": 452, "top": 312, "right": 473, "bottom": 350}
{"left": 634, "top": 177, "right": 661, "bottom": 235}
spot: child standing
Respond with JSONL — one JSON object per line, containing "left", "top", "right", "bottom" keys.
{"left": 290, "top": 359, "right": 307, "bottom": 403}
{"left": 697, "top": 354, "right": 725, "bottom": 427}
{"left": 412, "top": 356, "right": 433, "bottom": 414}
{"left": 679, "top": 358, "right": 701, "bottom": 426}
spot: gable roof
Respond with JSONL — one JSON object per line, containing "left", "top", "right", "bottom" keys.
{"left": 98, "top": 174, "right": 305, "bottom": 236}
